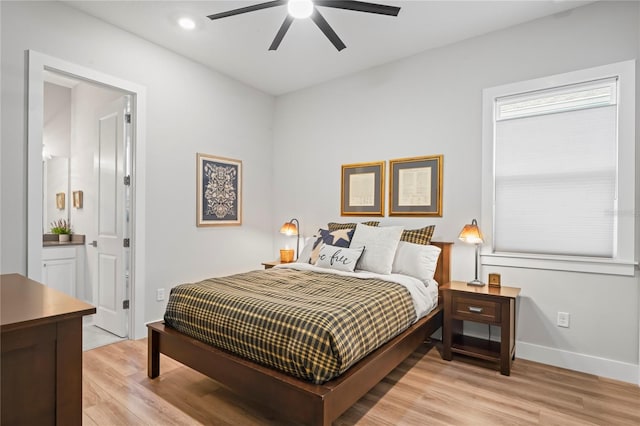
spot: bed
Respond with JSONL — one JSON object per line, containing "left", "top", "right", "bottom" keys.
{"left": 148, "top": 237, "right": 451, "bottom": 425}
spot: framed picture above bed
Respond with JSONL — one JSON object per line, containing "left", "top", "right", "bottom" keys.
{"left": 196, "top": 153, "right": 242, "bottom": 226}
{"left": 389, "top": 155, "right": 443, "bottom": 217}
{"left": 341, "top": 161, "right": 384, "bottom": 216}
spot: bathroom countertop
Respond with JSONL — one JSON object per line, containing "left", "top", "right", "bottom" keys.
{"left": 43, "top": 234, "right": 86, "bottom": 247}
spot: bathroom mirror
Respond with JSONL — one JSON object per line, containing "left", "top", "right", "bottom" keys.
{"left": 43, "top": 155, "right": 70, "bottom": 232}
{"left": 42, "top": 79, "right": 72, "bottom": 233}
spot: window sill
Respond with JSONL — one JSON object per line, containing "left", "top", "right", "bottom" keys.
{"left": 481, "top": 252, "right": 638, "bottom": 277}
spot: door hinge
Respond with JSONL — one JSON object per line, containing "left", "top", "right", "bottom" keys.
{"left": 122, "top": 300, "right": 130, "bottom": 309}
{"left": 124, "top": 175, "right": 131, "bottom": 186}
{"left": 125, "top": 113, "right": 131, "bottom": 124}
{"left": 123, "top": 238, "right": 130, "bottom": 248}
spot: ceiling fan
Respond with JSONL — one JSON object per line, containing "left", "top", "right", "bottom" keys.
{"left": 207, "top": 0, "right": 401, "bottom": 51}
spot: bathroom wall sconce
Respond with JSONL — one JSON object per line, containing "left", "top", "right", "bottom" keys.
{"left": 56, "top": 192, "right": 65, "bottom": 210}
{"left": 73, "top": 191, "right": 83, "bottom": 209}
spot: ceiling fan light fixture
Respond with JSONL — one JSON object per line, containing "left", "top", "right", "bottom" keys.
{"left": 288, "top": 0, "right": 314, "bottom": 19}
{"left": 206, "top": 1, "right": 401, "bottom": 51}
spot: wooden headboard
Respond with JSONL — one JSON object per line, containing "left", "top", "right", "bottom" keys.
{"left": 431, "top": 241, "right": 452, "bottom": 286}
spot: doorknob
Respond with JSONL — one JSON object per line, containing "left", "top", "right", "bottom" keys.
{"left": 90, "top": 240, "right": 98, "bottom": 247}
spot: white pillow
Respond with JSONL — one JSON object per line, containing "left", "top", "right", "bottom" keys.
{"left": 315, "top": 244, "right": 365, "bottom": 273}
{"left": 297, "top": 237, "right": 315, "bottom": 263}
{"left": 350, "top": 224, "right": 404, "bottom": 275}
{"left": 392, "top": 241, "right": 441, "bottom": 283}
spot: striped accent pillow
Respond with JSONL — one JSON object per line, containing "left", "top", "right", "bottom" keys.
{"left": 400, "top": 225, "right": 435, "bottom": 245}
{"left": 327, "top": 221, "right": 380, "bottom": 231}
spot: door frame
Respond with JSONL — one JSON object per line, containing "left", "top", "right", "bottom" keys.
{"left": 27, "top": 50, "right": 148, "bottom": 339}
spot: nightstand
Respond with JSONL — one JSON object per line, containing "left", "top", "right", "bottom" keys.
{"left": 261, "top": 260, "right": 284, "bottom": 269}
{"left": 441, "top": 281, "right": 521, "bottom": 375}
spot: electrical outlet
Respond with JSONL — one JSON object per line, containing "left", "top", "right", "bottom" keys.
{"left": 156, "top": 288, "right": 165, "bottom": 301}
{"left": 557, "top": 311, "right": 570, "bottom": 328}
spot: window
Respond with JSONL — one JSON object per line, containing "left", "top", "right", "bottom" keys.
{"left": 482, "top": 61, "right": 636, "bottom": 275}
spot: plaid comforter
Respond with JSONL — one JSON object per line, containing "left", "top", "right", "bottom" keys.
{"left": 163, "top": 268, "right": 417, "bottom": 384}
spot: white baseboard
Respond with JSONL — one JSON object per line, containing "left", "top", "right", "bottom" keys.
{"left": 517, "top": 341, "right": 639, "bottom": 385}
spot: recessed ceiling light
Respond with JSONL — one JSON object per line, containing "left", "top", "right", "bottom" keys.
{"left": 178, "top": 17, "right": 196, "bottom": 30}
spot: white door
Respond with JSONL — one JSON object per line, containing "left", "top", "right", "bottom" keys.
{"left": 94, "top": 96, "right": 131, "bottom": 338}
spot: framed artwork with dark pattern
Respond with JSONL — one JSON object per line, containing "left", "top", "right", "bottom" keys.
{"left": 197, "top": 153, "right": 242, "bottom": 226}
{"left": 389, "top": 155, "right": 443, "bottom": 217}
{"left": 341, "top": 161, "right": 384, "bottom": 216}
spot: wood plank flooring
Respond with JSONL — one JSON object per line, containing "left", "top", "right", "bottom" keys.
{"left": 83, "top": 339, "right": 640, "bottom": 425}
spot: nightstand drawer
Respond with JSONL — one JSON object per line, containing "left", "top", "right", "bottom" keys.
{"left": 452, "top": 296, "right": 501, "bottom": 323}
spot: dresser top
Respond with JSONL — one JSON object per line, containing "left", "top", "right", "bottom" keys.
{"left": 1, "top": 273, "right": 96, "bottom": 332}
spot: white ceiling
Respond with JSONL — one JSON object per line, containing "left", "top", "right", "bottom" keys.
{"left": 64, "top": 0, "right": 594, "bottom": 95}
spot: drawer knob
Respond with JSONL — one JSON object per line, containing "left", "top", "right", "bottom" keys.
{"left": 468, "top": 306, "right": 483, "bottom": 313}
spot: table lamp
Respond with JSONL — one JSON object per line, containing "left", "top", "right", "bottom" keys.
{"left": 280, "top": 218, "right": 300, "bottom": 262}
{"left": 458, "top": 218, "right": 485, "bottom": 286}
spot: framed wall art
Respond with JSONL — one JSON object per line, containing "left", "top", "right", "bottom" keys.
{"left": 340, "top": 161, "right": 384, "bottom": 216}
{"left": 389, "top": 155, "right": 443, "bottom": 217}
{"left": 197, "top": 153, "right": 242, "bottom": 226}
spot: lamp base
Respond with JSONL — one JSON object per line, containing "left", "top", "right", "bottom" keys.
{"left": 467, "top": 279, "right": 485, "bottom": 287}
{"left": 279, "top": 249, "right": 294, "bottom": 263}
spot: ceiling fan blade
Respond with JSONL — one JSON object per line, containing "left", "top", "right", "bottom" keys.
{"left": 207, "top": 0, "right": 287, "bottom": 20}
{"left": 311, "top": 8, "right": 346, "bottom": 51}
{"left": 315, "top": 0, "right": 400, "bottom": 16}
{"left": 269, "top": 15, "right": 294, "bottom": 50}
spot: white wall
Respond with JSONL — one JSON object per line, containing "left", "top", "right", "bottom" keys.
{"left": 1, "top": 1, "right": 276, "bottom": 324}
{"left": 273, "top": 1, "right": 640, "bottom": 383}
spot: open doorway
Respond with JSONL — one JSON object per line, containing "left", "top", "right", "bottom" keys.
{"left": 27, "top": 51, "right": 148, "bottom": 342}
{"left": 43, "top": 73, "right": 130, "bottom": 346}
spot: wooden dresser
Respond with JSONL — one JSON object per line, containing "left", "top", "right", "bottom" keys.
{"left": 1, "top": 273, "right": 96, "bottom": 425}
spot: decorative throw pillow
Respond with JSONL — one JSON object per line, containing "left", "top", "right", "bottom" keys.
{"left": 349, "top": 224, "right": 404, "bottom": 275}
{"left": 327, "top": 221, "right": 380, "bottom": 231}
{"left": 315, "top": 244, "right": 365, "bottom": 273}
{"left": 392, "top": 242, "right": 441, "bottom": 283}
{"left": 400, "top": 225, "right": 435, "bottom": 245}
{"left": 309, "top": 228, "right": 355, "bottom": 264}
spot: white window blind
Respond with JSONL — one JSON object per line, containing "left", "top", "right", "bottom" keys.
{"left": 493, "top": 78, "right": 618, "bottom": 258}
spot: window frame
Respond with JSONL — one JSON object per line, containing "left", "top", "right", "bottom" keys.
{"left": 481, "top": 61, "right": 636, "bottom": 276}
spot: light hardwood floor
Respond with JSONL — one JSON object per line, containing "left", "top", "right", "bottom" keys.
{"left": 83, "top": 339, "right": 640, "bottom": 425}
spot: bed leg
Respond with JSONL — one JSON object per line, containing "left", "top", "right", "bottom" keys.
{"left": 148, "top": 327, "right": 160, "bottom": 379}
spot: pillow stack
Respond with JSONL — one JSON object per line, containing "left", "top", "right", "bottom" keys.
{"left": 297, "top": 222, "right": 440, "bottom": 283}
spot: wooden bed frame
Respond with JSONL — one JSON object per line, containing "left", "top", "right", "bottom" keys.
{"left": 148, "top": 241, "right": 452, "bottom": 426}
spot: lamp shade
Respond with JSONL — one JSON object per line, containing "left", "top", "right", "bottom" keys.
{"left": 280, "top": 221, "right": 298, "bottom": 236}
{"left": 458, "top": 219, "right": 484, "bottom": 244}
